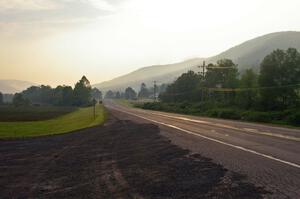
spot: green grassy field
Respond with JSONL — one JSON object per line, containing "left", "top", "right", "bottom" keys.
{"left": 0, "top": 105, "right": 77, "bottom": 122}
{"left": 114, "top": 99, "right": 154, "bottom": 107}
{"left": 0, "top": 104, "right": 107, "bottom": 139}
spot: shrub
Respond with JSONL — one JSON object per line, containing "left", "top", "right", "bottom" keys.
{"left": 241, "top": 111, "right": 273, "bottom": 123}
{"left": 287, "top": 112, "right": 300, "bottom": 126}
{"left": 205, "top": 108, "right": 241, "bottom": 120}
{"left": 217, "top": 109, "right": 242, "bottom": 120}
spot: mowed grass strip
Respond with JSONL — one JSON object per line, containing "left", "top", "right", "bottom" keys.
{"left": 0, "top": 105, "right": 77, "bottom": 122}
{"left": 115, "top": 99, "right": 153, "bottom": 108}
{"left": 0, "top": 104, "right": 107, "bottom": 139}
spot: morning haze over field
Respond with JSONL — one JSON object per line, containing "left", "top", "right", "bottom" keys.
{"left": 1, "top": 1, "right": 300, "bottom": 199}
{"left": 1, "top": 0, "right": 300, "bottom": 87}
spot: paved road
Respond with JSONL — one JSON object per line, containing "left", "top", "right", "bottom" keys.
{"left": 105, "top": 100, "right": 300, "bottom": 199}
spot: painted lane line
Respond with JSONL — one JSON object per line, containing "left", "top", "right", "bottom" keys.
{"left": 111, "top": 107, "right": 300, "bottom": 169}
{"left": 136, "top": 110, "right": 300, "bottom": 142}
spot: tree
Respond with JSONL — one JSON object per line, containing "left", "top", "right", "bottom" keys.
{"left": 160, "top": 71, "right": 201, "bottom": 102}
{"left": 205, "top": 59, "right": 239, "bottom": 88}
{"left": 105, "top": 90, "right": 115, "bottom": 99}
{"left": 138, "top": 83, "right": 150, "bottom": 98}
{"left": 52, "top": 86, "right": 64, "bottom": 105}
{"left": 73, "top": 76, "right": 92, "bottom": 106}
{"left": 22, "top": 86, "right": 41, "bottom": 104}
{"left": 115, "top": 91, "right": 121, "bottom": 99}
{"left": 92, "top": 88, "right": 102, "bottom": 101}
{"left": 39, "top": 85, "right": 53, "bottom": 104}
{"left": 0, "top": 92, "right": 3, "bottom": 104}
{"left": 259, "top": 48, "right": 300, "bottom": 110}
{"left": 52, "top": 86, "right": 74, "bottom": 106}
{"left": 125, "top": 87, "right": 137, "bottom": 100}
{"left": 204, "top": 59, "right": 239, "bottom": 104}
{"left": 62, "top": 86, "right": 74, "bottom": 106}
{"left": 13, "top": 93, "right": 29, "bottom": 107}
{"left": 238, "top": 69, "right": 258, "bottom": 108}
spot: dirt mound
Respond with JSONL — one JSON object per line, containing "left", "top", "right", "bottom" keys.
{"left": 0, "top": 118, "right": 268, "bottom": 198}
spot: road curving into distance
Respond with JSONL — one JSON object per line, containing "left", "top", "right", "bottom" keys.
{"left": 105, "top": 100, "right": 300, "bottom": 199}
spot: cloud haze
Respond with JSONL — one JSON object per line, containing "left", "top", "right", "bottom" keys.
{"left": 0, "top": 0, "right": 300, "bottom": 86}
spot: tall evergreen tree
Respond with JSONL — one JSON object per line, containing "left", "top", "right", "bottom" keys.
{"left": 138, "top": 83, "right": 150, "bottom": 98}
{"left": 73, "top": 76, "right": 92, "bottom": 106}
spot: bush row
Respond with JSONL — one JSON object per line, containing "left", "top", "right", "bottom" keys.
{"left": 137, "top": 102, "right": 300, "bottom": 126}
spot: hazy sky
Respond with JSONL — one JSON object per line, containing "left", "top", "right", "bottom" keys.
{"left": 1, "top": 0, "right": 300, "bottom": 86}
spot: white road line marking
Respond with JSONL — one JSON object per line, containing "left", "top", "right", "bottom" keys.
{"left": 137, "top": 110, "right": 300, "bottom": 142}
{"left": 111, "top": 106, "right": 300, "bottom": 169}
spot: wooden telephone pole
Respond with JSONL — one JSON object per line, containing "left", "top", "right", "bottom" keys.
{"left": 153, "top": 81, "right": 157, "bottom": 102}
{"left": 198, "top": 61, "right": 206, "bottom": 77}
{"left": 198, "top": 61, "right": 206, "bottom": 102}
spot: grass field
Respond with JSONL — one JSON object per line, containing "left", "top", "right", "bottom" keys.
{"left": 0, "top": 105, "right": 77, "bottom": 122}
{"left": 0, "top": 104, "right": 107, "bottom": 139}
{"left": 114, "top": 99, "right": 154, "bottom": 107}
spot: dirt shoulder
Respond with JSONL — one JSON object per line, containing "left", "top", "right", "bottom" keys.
{"left": 0, "top": 115, "right": 269, "bottom": 199}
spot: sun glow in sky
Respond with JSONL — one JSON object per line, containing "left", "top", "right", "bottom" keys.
{"left": 1, "top": 0, "right": 300, "bottom": 86}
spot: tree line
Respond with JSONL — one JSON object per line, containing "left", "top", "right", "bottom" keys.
{"left": 7, "top": 76, "right": 102, "bottom": 107}
{"left": 159, "top": 48, "right": 300, "bottom": 111}
{"left": 104, "top": 83, "right": 167, "bottom": 100}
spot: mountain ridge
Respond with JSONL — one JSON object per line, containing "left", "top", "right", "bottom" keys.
{"left": 94, "top": 31, "right": 300, "bottom": 91}
{"left": 0, "top": 79, "right": 37, "bottom": 94}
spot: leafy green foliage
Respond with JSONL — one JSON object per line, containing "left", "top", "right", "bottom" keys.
{"left": 138, "top": 83, "right": 150, "bottom": 98}
{"left": 0, "top": 92, "right": 3, "bottom": 104}
{"left": 287, "top": 112, "right": 300, "bottom": 126}
{"left": 19, "top": 76, "right": 95, "bottom": 107}
{"left": 125, "top": 87, "right": 137, "bottom": 100}
{"left": 160, "top": 71, "right": 202, "bottom": 102}
{"left": 139, "top": 102, "right": 300, "bottom": 126}
{"left": 237, "top": 69, "right": 259, "bottom": 108}
{"left": 13, "top": 93, "right": 30, "bottom": 107}
{"left": 105, "top": 90, "right": 115, "bottom": 99}
{"left": 73, "top": 76, "right": 92, "bottom": 106}
{"left": 259, "top": 48, "right": 300, "bottom": 110}
{"left": 142, "top": 50, "right": 300, "bottom": 126}
{"left": 205, "top": 59, "right": 239, "bottom": 89}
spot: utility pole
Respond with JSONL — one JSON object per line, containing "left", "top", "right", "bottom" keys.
{"left": 198, "top": 61, "right": 206, "bottom": 77}
{"left": 153, "top": 81, "right": 157, "bottom": 102}
{"left": 198, "top": 61, "right": 206, "bottom": 102}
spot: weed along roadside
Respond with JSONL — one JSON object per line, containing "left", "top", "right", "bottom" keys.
{"left": 0, "top": 104, "right": 107, "bottom": 139}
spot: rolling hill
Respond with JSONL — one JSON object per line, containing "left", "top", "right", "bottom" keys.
{"left": 208, "top": 31, "right": 300, "bottom": 72}
{"left": 94, "top": 31, "right": 300, "bottom": 91}
{"left": 0, "top": 80, "right": 37, "bottom": 94}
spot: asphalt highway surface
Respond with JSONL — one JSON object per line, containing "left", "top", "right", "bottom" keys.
{"left": 105, "top": 100, "right": 300, "bottom": 199}
{"left": 1, "top": 100, "right": 299, "bottom": 199}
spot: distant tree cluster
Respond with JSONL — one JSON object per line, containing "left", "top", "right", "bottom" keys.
{"left": 138, "top": 83, "right": 150, "bottom": 98}
{"left": 104, "top": 83, "right": 167, "bottom": 101}
{"left": 105, "top": 87, "right": 137, "bottom": 100}
{"left": 12, "top": 76, "right": 102, "bottom": 107}
{"left": 160, "top": 48, "right": 300, "bottom": 111}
